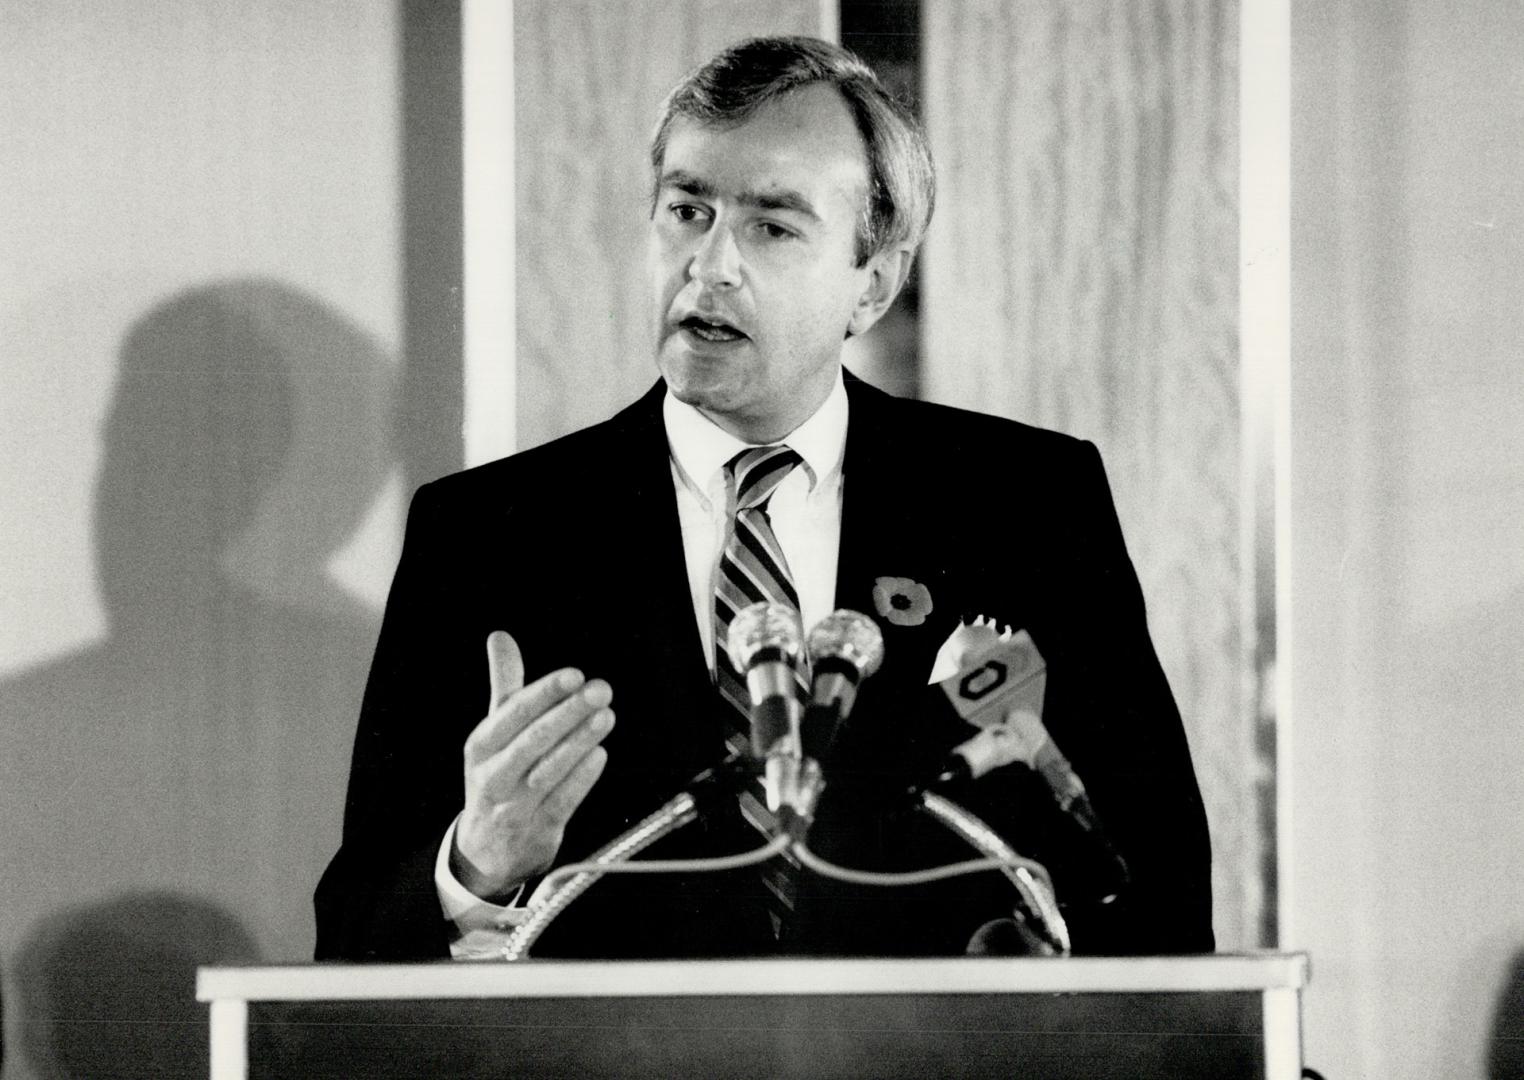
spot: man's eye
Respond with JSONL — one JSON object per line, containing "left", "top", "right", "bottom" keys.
{"left": 669, "top": 204, "right": 707, "bottom": 223}
{"left": 758, "top": 221, "right": 795, "bottom": 240}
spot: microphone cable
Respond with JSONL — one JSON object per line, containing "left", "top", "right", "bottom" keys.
{"left": 791, "top": 842, "right": 1053, "bottom": 894}
{"left": 790, "top": 790, "right": 1070, "bottom": 955}
{"left": 503, "top": 756, "right": 795, "bottom": 960}
{"left": 538, "top": 832, "right": 792, "bottom": 897}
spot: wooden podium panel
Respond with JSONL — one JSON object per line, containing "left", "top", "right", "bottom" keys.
{"left": 198, "top": 955, "right": 1308, "bottom": 1079}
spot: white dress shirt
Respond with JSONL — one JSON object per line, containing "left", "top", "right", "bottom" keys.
{"left": 666, "top": 371, "right": 848, "bottom": 671}
{"left": 435, "top": 371, "right": 850, "bottom": 958}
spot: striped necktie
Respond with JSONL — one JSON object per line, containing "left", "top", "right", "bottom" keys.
{"left": 713, "top": 444, "right": 804, "bottom": 930}
{"left": 714, "top": 444, "right": 804, "bottom": 715}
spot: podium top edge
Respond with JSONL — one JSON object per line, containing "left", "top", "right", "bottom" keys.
{"left": 197, "top": 953, "right": 1310, "bottom": 1002}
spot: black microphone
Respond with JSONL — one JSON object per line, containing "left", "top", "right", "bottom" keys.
{"left": 802, "top": 609, "right": 885, "bottom": 763}
{"left": 965, "top": 916, "right": 1059, "bottom": 957}
{"left": 725, "top": 601, "right": 804, "bottom": 810}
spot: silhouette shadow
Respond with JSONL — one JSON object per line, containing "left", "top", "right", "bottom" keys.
{"left": 1490, "top": 948, "right": 1524, "bottom": 1079}
{"left": 0, "top": 279, "right": 395, "bottom": 1078}
{"left": 15, "top": 893, "right": 259, "bottom": 1080}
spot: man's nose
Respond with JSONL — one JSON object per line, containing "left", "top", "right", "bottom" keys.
{"left": 688, "top": 222, "right": 742, "bottom": 288}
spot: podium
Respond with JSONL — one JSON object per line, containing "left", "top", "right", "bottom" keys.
{"left": 197, "top": 953, "right": 1307, "bottom": 1078}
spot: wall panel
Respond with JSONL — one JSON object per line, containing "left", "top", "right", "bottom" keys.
{"left": 513, "top": 0, "right": 824, "bottom": 449}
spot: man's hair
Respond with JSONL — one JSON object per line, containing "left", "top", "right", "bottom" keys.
{"left": 650, "top": 36, "right": 935, "bottom": 267}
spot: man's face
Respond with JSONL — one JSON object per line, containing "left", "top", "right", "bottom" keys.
{"left": 649, "top": 84, "right": 881, "bottom": 442}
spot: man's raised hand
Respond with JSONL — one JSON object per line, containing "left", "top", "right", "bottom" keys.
{"left": 449, "top": 630, "right": 614, "bottom": 901}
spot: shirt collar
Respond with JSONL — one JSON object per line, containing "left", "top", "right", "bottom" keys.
{"left": 663, "top": 368, "right": 849, "bottom": 498}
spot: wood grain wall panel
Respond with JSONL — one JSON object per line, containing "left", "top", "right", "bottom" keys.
{"left": 922, "top": 2, "right": 1257, "bottom": 947}
{"left": 514, "top": 0, "right": 822, "bottom": 450}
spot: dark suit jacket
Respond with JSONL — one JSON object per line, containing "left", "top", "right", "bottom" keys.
{"left": 314, "top": 374, "right": 1214, "bottom": 960}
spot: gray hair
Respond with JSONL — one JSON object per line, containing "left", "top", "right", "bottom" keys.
{"left": 650, "top": 36, "right": 936, "bottom": 267}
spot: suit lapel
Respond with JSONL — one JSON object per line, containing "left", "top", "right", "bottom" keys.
{"left": 834, "top": 376, "right": 963, "bottom": 729}
{"left": 596, "top": 381, "right": 725, "bottom": 777}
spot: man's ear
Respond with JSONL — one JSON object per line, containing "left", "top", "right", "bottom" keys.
{"left": 847, "top": 245, "right": 915, "bottom": 337}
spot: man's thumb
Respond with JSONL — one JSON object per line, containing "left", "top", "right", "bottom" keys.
{"left": 486, "top": 630, "right": 524, "bottom": 708}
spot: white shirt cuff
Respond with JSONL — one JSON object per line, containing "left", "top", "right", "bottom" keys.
{"left": 434, "top": 813, "right": 528, "bottom": 960}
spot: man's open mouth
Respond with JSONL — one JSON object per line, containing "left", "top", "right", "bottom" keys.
{"left": 680, "top": 315, "right": 747, "bottom": 343}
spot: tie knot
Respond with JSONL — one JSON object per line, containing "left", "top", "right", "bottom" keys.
{"left": 726, "top": 445, "right": 802, "bottom": 510}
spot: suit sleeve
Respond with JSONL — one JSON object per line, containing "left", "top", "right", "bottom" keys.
{"left": 1040, "top": 440, "right": 1215, "bottom": 954}
{"left": 314, "top": 481, "right": 486, "bottom": 961}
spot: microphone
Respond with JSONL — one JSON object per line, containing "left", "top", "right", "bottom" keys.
{"left": 965, "top": 916, "right": 1059, "bottom": 957}
{"left": 802, "top": 609, "right": 885, "bottom": 763}
{"left": 929, "top": 626, "right": 1129, "bottom": 897}
{"left": 916, "top": 626, "right": 1050, "bottom": 787}
{"left": 932, "top": 628, "right": 1098, "bottom": 825}
{"left": 935, "top": 624, "right": 1047, "bottom": 729}
{"left": 725, "top": 601, "right": 804, "bottom": 811}
{"left": 925, "top": 723, "right": 1033, "bottom": 788}
{"left": 997, "top": 709, "right": 1130, "bottom": 903}
{"left": 913, "top": 711, "right": 1129, "bottom": 904}
{"left": 999, "top": 708, "right": 1107, "bottom": 840}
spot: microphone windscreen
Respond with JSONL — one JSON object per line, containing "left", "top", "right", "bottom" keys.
{"left": 806, "top": 609, "right": 885, "bottom": 681}
{"left": 965, "top": 917, "right": 1056, "bottom": 957}
{"left": 726, "top": 601, "right": 802, "bottom": 673}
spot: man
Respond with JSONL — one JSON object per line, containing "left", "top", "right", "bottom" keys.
{"left": 315, "top": 36, "right": 1213, "bottom": 961}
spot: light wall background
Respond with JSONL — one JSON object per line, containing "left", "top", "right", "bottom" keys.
{"left": 0, "top": 2, "right": 406, "bottom": 1076}
{"left": 1288, "top": 0, "right": 1524, "bottom": 1076}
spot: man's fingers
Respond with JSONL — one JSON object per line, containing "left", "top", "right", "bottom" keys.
{"left": 511, "top": 680, "right": 611, "bottom": 762}
{"left": 523, "top": 709, "right": 615, "bottom": 794}
{"left": 485, "top": 630, "right": 525, "bottom": 710}
{"left": 473, "top": 679, "right": 611, "bottom": 785}
{"left": 538, "top": 745, "right": 609, "bottom": 824}
{"left": 469, "top": 666, "right": 592, "bottom": 762}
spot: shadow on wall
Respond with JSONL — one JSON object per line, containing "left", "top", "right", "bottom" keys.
{"left": 0, "top": 279, "right": 396, "bottom": 1077}
{"left": 15, "top": 894, "right": 259, "bottom": 1080}
{"left": 1491, "top": 948, "right": 1524, "bottom": 1079}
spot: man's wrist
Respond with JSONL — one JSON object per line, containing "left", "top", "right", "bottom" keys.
{"left": 436, "top": 816, "right": 532, "bottom": 958}
{"left": 448, "top": 830, "right": 527, "bottom": 905}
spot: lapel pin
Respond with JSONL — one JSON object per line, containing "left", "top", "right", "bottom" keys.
{"left": 872, "top": 576, "right": 933, "bottom": 627}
